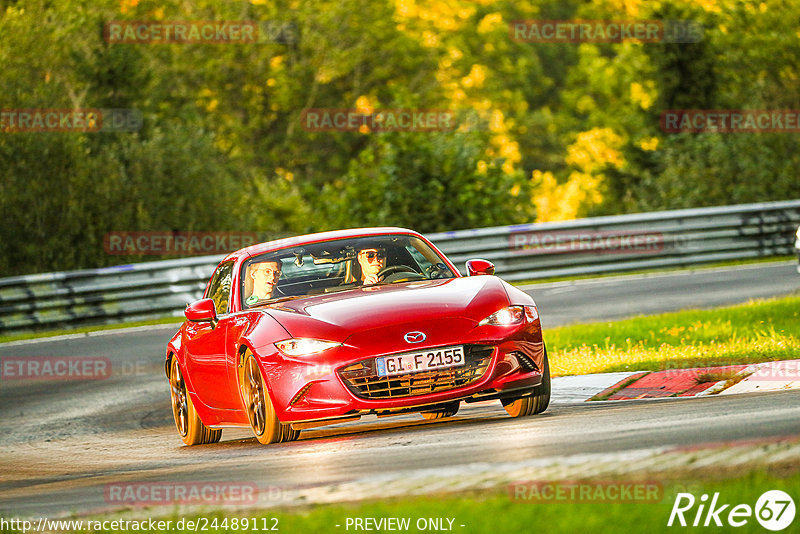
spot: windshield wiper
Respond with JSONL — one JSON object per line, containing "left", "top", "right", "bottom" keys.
{"left": 247, "top": 295, "right": 306, "bottom": 307}
{"left": 266, "top": 295, "right": 307, "bottom": 304}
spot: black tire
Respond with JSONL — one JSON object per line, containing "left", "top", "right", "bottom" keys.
{"left": 421, "top": 401, "right": 460, "bottom": 420}
{"left": 501, "top": 349, "right": 551, "bottom": 417}
{"left": 239, "top": 350, "right": 300, "bottom": 444}
{"left": 169, "top": 356, "right": 222, "bottom": 446}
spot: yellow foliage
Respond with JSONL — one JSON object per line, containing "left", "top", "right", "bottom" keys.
{"left": 355, "top": 95, "right": 374, "bottom": 114}
{"left": 477, "top": 13, "right": 504, "bottom": 34}
{"left": 639, "top": 137, "right": 659, "bottom": 151}
{"left": 422, "top": 30, "right": 439, "bottom": 47}
{"left": 119, "top": 0, "right": 139, "bottom": 14}
{"left": 532, "top": 170, "right": 603, "bottom": 222}
{"left": 531, "top": 128, "right": 623, "bottom": 220}
{"left": 598, "top": 0, "right": 642, "bottom": 17}
{"left": 315, "top": 69, "right": 333, "bottom": 83}
{"left": 565, "top": 127, "right": 624, "bottom": 173}
{"left": 450, "top": 87, "right": 467, "bottom": 102}
{"left": 494, "top": 133, "right": 519, "bottom": 161}
{"left": 697, "top": 0, "right": 723, "bottom": 13}
{"left": 630, "top": 81, "right": 654, "bottom": 110}
{"left": 461, "top": 64, "right": 486, "bottom": 88}
{"left": 394, "top": 0, "right": 418, "bottom": 18}
{"left": 393, "top": 0, "right": 473, "bottom": 30}
{"left": 276, "top": 168, "right": 294, "bottom": 182}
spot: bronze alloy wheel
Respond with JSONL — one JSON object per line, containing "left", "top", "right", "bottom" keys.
{"left": 169, "top": 356, "right": 221, "bottom": 445}
{"left": 170, "top": 357, "right": 189, "bottom": 437}
{"left": 239, "top": 350, "right": 299, "bottom": 444}
{"left": 501, "top": 349, "right": 551, "bottom": 417}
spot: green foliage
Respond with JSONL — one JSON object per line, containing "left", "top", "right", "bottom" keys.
{"left": 321, "top": 132, "right": 532, "bottom": 232}
{"left": 1, "top": 0, "right": 799, "bottom": 276}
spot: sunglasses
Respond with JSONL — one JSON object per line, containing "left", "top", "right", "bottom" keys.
{"left": 360, "top": 250, "right": 386, "bottom": 260}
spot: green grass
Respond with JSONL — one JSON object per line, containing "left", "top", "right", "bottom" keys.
{"left": 6, "top": 469, "right": 795, "bottom": 534}
{"left": 548, "top": 294, "right": 800, "bottom": 376}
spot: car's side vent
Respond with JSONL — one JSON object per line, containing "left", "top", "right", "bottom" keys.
{"left": 513, "top": 352, "right": 539, "bottom": 372}
{"left": 290, "top": 383, "right": 313, "bottom": 405}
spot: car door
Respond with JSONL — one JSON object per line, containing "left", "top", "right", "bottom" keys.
{"left": 183, "top": 260, "right": 241, "bottom": 411}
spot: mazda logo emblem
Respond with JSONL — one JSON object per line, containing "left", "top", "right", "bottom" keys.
{"left": 404, "top": 331, "right": 426, "bottom": 343}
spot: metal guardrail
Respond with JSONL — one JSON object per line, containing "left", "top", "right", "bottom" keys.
{"left": 1, "top": 200, "right": 799, "bottom": 334}
{"left": 429, "top": 199, "right": 800, "bottom": 282}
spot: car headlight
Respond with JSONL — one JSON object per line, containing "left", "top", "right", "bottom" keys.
{"left": 275, "top": 338, "right": 342, "bottom": 356}
{"left": 479, "top": 306, "right": 526, "bottom": 326}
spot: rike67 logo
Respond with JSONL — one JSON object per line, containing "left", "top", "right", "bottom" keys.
{"left": 668, "top": 490, "right": 795, "bottom": 531}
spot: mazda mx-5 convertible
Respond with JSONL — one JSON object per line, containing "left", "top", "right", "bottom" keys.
{"left": 166, "top": 228, "right": 549, "bottom": 445}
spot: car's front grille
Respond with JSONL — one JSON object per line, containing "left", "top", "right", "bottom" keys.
{"left": 339, "top": 345, "right": 494, "bottom": 399}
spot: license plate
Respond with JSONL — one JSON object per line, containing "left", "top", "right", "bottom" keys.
{"left": 376, "top": 346, "right": 465, "bottom": 378}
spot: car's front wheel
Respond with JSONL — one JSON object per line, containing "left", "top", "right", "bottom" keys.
{"left": 501, "top": 349, "right": 551, "bottom": 417}
{"left": 239, "top": 350, "right": 299, "bottom": 444}
{"left": 169, "top": 356, "right": 222, "bottom": 446}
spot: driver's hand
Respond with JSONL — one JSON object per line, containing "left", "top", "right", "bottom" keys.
{"left": 363, "top": 273, "right": 379, "bottom": 285}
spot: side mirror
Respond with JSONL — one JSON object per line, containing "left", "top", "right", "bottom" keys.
{"left": 465, "top": 259, "right": 495, "bottom": 276}
{"left": 185, "top": 298, "right": 218, "bottom": 328}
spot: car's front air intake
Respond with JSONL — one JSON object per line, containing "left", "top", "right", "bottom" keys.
{"left": 339, "top": 345, "right": 494, "bottom": 399}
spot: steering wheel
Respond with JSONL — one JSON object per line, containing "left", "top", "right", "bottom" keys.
{"left": 377, "top": 264, "right": 417, "bottom": 281}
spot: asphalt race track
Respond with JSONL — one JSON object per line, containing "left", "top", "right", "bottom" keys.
{"left": 0, "top": 262, "right": 798, "bottom": 518}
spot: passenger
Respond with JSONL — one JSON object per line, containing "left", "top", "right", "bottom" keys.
{"left": 246, "top": 260, "right": 282, "bottom": 304}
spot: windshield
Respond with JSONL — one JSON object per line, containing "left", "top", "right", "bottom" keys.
{"left": 240, "top": 234, "right": 457, "bottom": 309}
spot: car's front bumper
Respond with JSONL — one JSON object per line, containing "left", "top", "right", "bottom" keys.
{"left": 260, "top": 319, "right": 546, "bottom": 423}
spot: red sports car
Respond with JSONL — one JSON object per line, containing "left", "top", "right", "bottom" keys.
{"left": 166, "top": 228, "right": 549, "bottom": 445}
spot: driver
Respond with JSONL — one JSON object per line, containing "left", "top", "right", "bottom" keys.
{"left": 246, "top": 260, "right": 282, "bottom": 304}
{"left": 356, "top": 247, "right": 386, "bottom": 285}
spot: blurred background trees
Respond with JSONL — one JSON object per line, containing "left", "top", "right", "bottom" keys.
{"left": 1, "top": 0, "right": 798, "bottom": 275}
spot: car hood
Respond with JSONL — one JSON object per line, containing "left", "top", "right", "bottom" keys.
{"left": 262, "top": 276, "right": 510, "bottom": 341}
